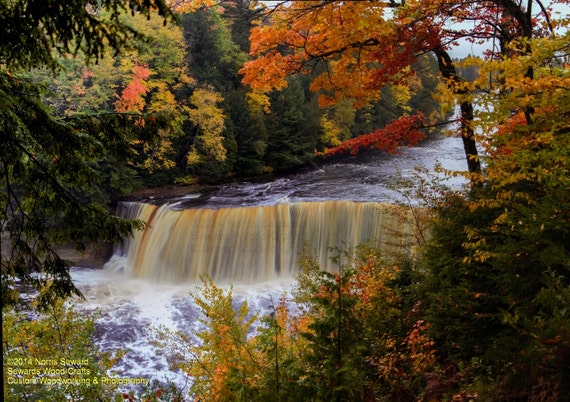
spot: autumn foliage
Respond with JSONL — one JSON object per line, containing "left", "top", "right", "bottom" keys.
{"left": 321, "top": 112, "right": 426, "bottom": 156}
{"left": 241, "top": 0, "right": 569, "bottom": 174}
{"left": 154, "top": 244, "right": 452, "bottom": 401}
{"left": 238, "top": 0, "right": 451, "bottom": 166}
{"left": 4, "top": 0, "right": 568, "bottom": 399}
{"left": 240, "top": 1, "right": 407, "bottom": 107}
{"left": 114, "top": 62, "right": 152, "bottom": 113}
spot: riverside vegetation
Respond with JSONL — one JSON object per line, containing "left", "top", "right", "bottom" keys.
{"left": 2, "top": 0, "right": 569, "bottom": 400}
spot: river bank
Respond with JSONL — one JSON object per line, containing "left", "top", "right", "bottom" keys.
{"left": 1, "top": 185, "right": 204, "bottom": 270}
{"left": 119, "top": 184, "right": 205, "bottom": 204}
{"left": 1, "top": 231, "right": 113, "bottom": 269}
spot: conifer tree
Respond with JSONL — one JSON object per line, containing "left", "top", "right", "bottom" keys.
{"left": 1, "top": 0, "right": 172, "bottom": 308}
{"left": 265, "top": 77, "right": 320, "bottom": 171}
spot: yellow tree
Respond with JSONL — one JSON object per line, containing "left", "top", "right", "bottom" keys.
{"left": 419, "top": 28, "right": 570, "bottom": 399}
{"left": 3, "top": 301, "right": 119, "bottom": 401}
{"left": 112, "top": 10, "right": 191, "bottom": 173}
{"left": 34, "top": 9, "right": 190, "bottom": 174}
{"left": 167, "top": 0, "right": 217, "bottom": 13}
{"left": 186, "top": 87, "right": 227, "bottom": 170}
{"left": 155, "top": 277, "right": 263, "bottom": 401}
{"left": 319, "top": 99, "right": 356, "bottom": 147}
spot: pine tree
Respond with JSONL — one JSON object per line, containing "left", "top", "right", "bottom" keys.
{"left": 265, "top": 77, "right": 320, "bottom": 172}
{"left": 1, "top": 0, "right": 172, "bottom": 308}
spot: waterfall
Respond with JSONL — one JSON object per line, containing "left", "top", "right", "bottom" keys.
{"left": 107, "top": 201, "right": 420, "bottom": 283}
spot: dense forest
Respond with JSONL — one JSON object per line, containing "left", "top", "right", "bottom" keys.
{"left": 26, "top": 5, "right": 444, "bottom": 189}
{"left": 2, "top": 0, "right": 569, "bottom": 401}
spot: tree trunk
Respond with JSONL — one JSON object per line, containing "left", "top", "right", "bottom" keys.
{"left": 433, "top": 48, "right": 481, "bottom": 175}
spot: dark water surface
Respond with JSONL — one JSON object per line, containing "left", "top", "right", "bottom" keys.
{"left": 170, "top": 132, "right": 469, "bottom": 209}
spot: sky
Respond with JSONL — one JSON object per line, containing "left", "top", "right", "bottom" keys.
{"left": 448, "top": 2, "right": 570, "bottom": 58}
{"left": 264, "top": 0, "right": 569, "bottom": 59}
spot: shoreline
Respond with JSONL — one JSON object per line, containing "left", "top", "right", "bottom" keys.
{"left": 1, "top": 232, "right": 113, "bottom": 270}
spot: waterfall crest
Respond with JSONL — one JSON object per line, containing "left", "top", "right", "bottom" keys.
{"left": 109, "top": 201, "right": 419, "bottom": 283}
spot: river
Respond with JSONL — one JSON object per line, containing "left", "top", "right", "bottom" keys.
{"left": 161, "top": 131, "right": 468, "bottom": 209}
{"left": 69, "top": 130, "right": 471, "bottom": 392}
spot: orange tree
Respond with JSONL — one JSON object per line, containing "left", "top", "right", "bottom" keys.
{"left": 271, "top": 244, "right": 441, "bottom": 401}
{"left": 255, "top": 244, "right": 445, "bottom": 401}
{"left": 153, "top": 246, "right": 443, "bottom": 401}
{"left": 154, "top": 276, "right": 263, "bottom": 401}
{"left": 239, "top": 0, "right": 569, "bottom": 176}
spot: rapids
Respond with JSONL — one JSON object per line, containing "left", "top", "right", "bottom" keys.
{"left": 69, "top": 131, "right": 471, "bottom": 392}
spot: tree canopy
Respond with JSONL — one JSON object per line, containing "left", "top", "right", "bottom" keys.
{"left": 240, "top": 0, "right": 570, "bottom": 175}
{"left": 0, "top": 0, "right": 173, "bottom": 71}
{"left": 1, "top": 0, "right": 568, "bottom": 399}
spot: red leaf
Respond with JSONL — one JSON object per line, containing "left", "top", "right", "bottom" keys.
{"left": 321, "top": 112, "right": 426, "bottom": 157}
{"left": 114, "top": 62, "right": 151, "bottom": 113}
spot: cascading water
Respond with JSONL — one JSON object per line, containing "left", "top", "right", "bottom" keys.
{"left": 106, "top": 201, "right": 420, "bottom": 283}
{"left": 63, "top": 130, "right": 468, "bottom": 392}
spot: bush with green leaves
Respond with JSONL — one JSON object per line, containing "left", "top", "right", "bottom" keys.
{"left": 3, "top": 301, "right": 117, "bottom": 401}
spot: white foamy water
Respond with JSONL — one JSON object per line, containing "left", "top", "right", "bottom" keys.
{"left": 66, "top": 129, "right": 470, "bottom": 393}
{"left": 69, "top": 267, "right": 293, "bottom": 391}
